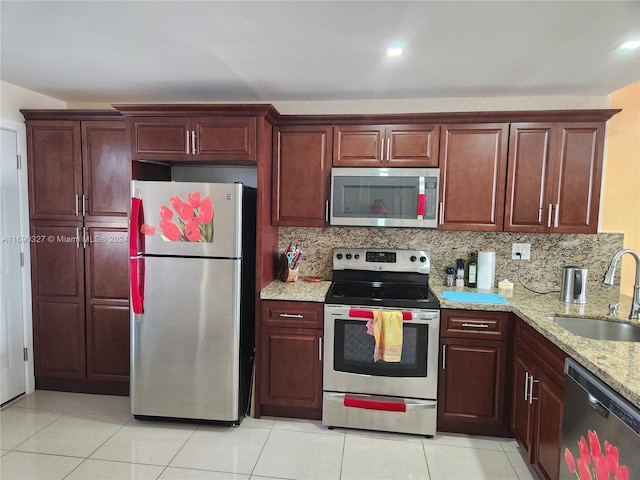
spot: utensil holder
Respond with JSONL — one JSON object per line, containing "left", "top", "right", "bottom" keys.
{"left": 279, "top": 254, "right": 299, "bottom": 282}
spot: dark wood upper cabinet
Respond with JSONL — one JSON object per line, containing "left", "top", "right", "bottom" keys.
{"left": 550, "top": 123, "right": 604, "bottom": 234}
{"left": 27, "top": 121, "right": 83, "bottom": 221}
{"left": 272, "top": 125, "right": 332, "bottom": 227}
{"left": 333, "top": 124, "right": 439, "bottom": 167}
{"left": 126, "top": 116, "right": 257, "bottom": 162}
{"left": 505, "top": 122, "right": 605, "bottom": 233}
{"left": 438, "top": 124, "right": 509, "bottom": 231}
{"left": 26, "top": 119, "right": 129, "bottom": 222}
{"left": 82, "top": 121, "right": 130, "bottom": 220}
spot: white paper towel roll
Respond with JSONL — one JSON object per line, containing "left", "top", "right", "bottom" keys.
{"left": 477, "top": 251, "right": 496, "bottom": 290}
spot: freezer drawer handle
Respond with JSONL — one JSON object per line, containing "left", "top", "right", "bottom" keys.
{"left": 344, "top": 396, "right": 406, "bottom": 413}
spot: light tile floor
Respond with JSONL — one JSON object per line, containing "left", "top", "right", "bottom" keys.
{"left": 1, "top": 391, "right": 538, "bottom": 480}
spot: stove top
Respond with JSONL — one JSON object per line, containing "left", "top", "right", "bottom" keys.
{"left": 325, "top": 281, "right": 440, "bottom": 309}
{"left": 325, "top": 248, "right": 440, "bottom": 309}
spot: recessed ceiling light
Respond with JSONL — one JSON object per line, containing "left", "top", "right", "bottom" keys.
{"left": 618, "top": 40, "right": 640, "bottom": 50}
{"left": 387, "top": 42, "right": 405, "bottom": 57}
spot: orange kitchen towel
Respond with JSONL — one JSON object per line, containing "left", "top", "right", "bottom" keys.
{"left": 372, "top": 311, "right": 403, "bottom": 362}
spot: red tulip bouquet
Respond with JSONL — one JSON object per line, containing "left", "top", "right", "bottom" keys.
{"left": 141, "top": 192, "right": 214, "bottom": 243}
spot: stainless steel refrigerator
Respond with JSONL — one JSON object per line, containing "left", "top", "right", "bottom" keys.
{"left": 129, "top": 181, "right": 256, "bottom": 424}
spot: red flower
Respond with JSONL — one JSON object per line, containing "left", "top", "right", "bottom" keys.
{"left": 184, "top": 219, "right": 201, "bottom": 242}
{"left": 159, "top": 205, "right": 173, "bottom": 220}
{"left": 617, "top": 465, "right": 629, "bottom": 480}
{"left": 605, "top": 441, "right": 619, "bottom": 473}
{"left": 577, "top": 458, "right": 592, "bottom": 480}
{"left": 593, "top": 453, "right": 607, "bottom": 480}
{"left": 140, "top": 224, "right": 156, "bottom": 236}
{"left": 196, "top": 196, "right": 213, "bottom": 224}
{"left": 588, "top": 430, "right": 601, "bottom": 458}
{"left": 169, "top": 195, "right": 195, "bottom": 221}
{"left": 564, "top": 448, "right": 576, "bottom": 474}
{"left": 579, "top": 436, "right": 591, "bottom": 467}
{"left": 159, "top": 219, "right": 181, "bottom": 241}
{"left": 188, "top": 192, "right": 201, "bottom": 208}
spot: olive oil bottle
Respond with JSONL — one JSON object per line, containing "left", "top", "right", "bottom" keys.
{"left": 467, "top": 252, "right": 478, "bottom": 288}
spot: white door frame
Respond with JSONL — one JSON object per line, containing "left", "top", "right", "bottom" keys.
{"left": 1, "top": 117, "right": 35, "bottom": 396}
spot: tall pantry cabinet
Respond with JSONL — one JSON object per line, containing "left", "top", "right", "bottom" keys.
{"left": 23, "top": 110, "right": 131, "bottom": 395}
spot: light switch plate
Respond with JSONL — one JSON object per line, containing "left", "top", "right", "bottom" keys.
{"left": 512, "top": 243, "right": 531, "bottom": 260}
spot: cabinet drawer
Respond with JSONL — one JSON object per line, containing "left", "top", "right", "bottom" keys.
{"left": 262, "top": 300, "right": 324, "bottom": 329}
{"left": 441, "top": 309, "right": 509, "bottom": 340}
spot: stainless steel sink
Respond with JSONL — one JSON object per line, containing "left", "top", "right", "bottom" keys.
{"left": 548, "top": 315, "right": 640, "bottom": 342}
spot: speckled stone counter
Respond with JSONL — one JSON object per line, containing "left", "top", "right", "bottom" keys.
{"left": 260, "top": 280, "right": 331, "bottom": 303}
{"left": 260, "top": 279, "right": 640, "bottom": 410}
{"left": 431, "top": 284, "right": 640, "bottom": 410}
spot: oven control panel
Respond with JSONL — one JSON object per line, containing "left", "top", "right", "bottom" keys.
{"left": 333, "top": 248, "right": 430, "bottom": 274}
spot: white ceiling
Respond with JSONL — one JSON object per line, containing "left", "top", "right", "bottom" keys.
{"left": 1, "top": 1, "right": 639, "bottom": 104}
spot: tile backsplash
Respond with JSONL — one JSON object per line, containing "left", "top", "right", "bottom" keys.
{"left": 278, "top": 227, "right": 624, "bottom": 291}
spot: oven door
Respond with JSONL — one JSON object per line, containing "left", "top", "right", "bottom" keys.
{"left": 323, "top": 304, "right": 440, "bottom": 400}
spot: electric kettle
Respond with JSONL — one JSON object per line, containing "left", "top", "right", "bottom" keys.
{"left": 560, "top": 266, "right": 588, "bottom": 304}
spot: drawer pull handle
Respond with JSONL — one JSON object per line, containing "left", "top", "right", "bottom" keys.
{"left": 280, "top": 313, "right": 304, "bottom": 318}
{"left": 461, "top": 323, "right": 489, "bottom": 328}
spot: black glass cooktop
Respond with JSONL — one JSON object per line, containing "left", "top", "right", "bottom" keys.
{"left": 325, "top": 281, "right": 440, "bottom": 309}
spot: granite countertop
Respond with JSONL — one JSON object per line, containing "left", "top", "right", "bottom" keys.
{"left": 260, "top": 279, "right": 332, "bottom": 303}
{"left": 260, "top": 279, "right": 640, "bottom": 410}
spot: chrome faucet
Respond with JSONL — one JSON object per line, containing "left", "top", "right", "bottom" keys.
{"left": 603, "top": 249, "right": 640, "bottom": 320}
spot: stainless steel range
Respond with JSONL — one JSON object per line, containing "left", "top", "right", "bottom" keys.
{"left": 323, "top": 248, "right": 440, "bottom": 437}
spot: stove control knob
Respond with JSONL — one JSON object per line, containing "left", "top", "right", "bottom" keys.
{"left": 336, "top": 253, "right": 343, "bottom": 260}
{"left": 420, "top": 256, "right": 427, "bottom": 263}
{"left": 346, "top": 253, "right": 352, "bottom": 260}
{"left": 354, "top": 254, "right": 360, "bottom": 259}
{"left": 410, "top": 255, "right": 417, "bottom": 262}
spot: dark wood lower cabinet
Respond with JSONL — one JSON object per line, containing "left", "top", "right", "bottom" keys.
{"left": 257, "top": 300, "right": 323, "bottom": 420}
{"left": 512, "top": 319, "right": 566, "bottom": 480}
{"left": 438, "top": 338, "right": 510, "bottom": 436}
{"left": 438, "top": 310, "right": 512, "bottom": 437}
{"left": 30, "top": 221, "right": 129, "bottom": 395}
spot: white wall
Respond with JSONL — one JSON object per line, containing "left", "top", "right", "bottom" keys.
{"left": 1, "top": 81, "right": 66, "bottom": 122}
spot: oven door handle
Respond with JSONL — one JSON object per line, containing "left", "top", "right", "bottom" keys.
{"left": 348, "top": 308, "right": 413, "bottom": 321}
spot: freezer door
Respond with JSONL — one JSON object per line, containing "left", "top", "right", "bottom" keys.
{"left": 131, "top": 256, "right": 242, "bottom": 421}
{"left": 131, "top": 181, "right": 243, "bottom": 258}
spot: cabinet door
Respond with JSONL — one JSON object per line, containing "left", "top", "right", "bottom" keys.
{"left": 82, "top": 121, "right": 130, "bottom": 220}
{"left": 193, "top": 117, "right": 256, "bottom": 161}
{"left": 532, "top": 371, "right": 564, "bottom": 480}
{"left": 260, "top": 327, "right": 323, "bottom": 410}
{"left": 512, "top": 350, "right": 536, "bottom": 458}
{"left": 504, "top": 124, "right": 555, "bottom": 232}
{"left": 333, "top": 125, "right": 385, "bottom": 166}
{"left": 386, "top": 124, "right": 439, "bottom": 166}
{"left": 272, "top": 126, "right": 332, "bottom": 226}
{"left": 27, "top": 121, "right": 82, "bottom": 221}
{"left": 30, "top": 222, "right": 85, "bottom": 378}
{"left": 438, "top": 338, "right": 509, "bottom": 435}
{"left": 549, "top": 123, "right": 604, "bottom": 234}
{"left": 84, "top": 224, "right": 130, "bottom": 382}
{"left": 128, "top": 117, "right": 191, "bottom": 161}
{"left": 438, "top": 124, "right": 508, "bottom": 231}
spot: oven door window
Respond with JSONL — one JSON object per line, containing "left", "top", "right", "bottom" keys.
{"left": 333, "top": 319, "right": 428, "bottom": 377}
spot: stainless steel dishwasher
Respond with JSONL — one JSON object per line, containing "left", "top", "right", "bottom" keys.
{"left": 560, "top": 358, "right": 639, "bottom": 480}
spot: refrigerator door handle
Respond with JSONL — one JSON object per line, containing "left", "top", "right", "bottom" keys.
{"left": 130, "top": 257, "right": 145, "bottom": 314}
{"left": 130, "top": 197, "right": 145, "bottom": 257}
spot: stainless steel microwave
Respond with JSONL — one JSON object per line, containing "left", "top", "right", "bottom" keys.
{"left": 330, "top": 167, "right": 440, "bottom": 228}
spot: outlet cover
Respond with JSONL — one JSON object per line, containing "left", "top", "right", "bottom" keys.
{"left": 512, "top": 243, "right": 531, "bottom": 260}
